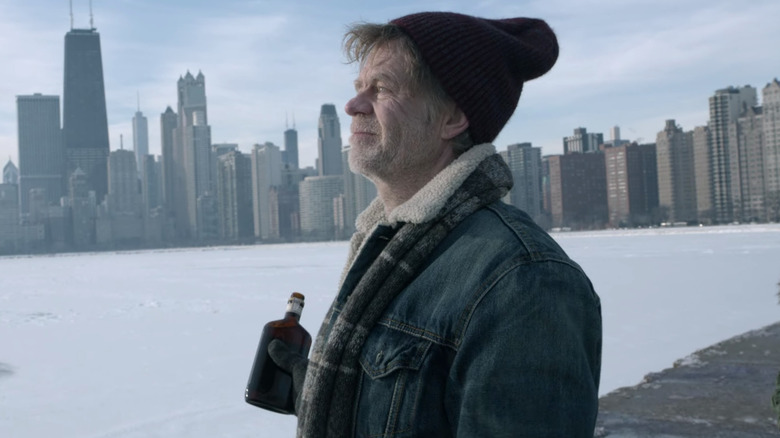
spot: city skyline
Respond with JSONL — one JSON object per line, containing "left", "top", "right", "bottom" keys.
{"left": 1, "top": 0, "right": 779, "bottom": 171}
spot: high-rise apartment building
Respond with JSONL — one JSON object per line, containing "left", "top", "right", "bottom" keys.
{"left": 707, "top": 86, "right": 758, "bottom": 223}
{"left": 251, "top": 142, "right": 282, "bottom": 240}
{"left": 547, "top": 152, "right": 608, "bottom": 229}
{"left": 504, "top": 143, "right": 543, "bottom": 223}
{"left": 299, "top": 175, "right": 344, "bottom": 240}
{"left": 762, "top": 79, "right": 780, "bottom": 221}
{"left": 605, "top": 143, "right": 659, "bottom": 227}
{"left": 63, "top": 27, "right": 110, "bottom": 203}
{"left": 217, "top": 150, "right": 254, "bottom": 240}
{"left": 563, "top": 127, "right": 604, "bottom": 154}
{"left": 317, "top": 104, "right": 343, "bottom": 176}
{"left": 132, "top": 108, "right": 149, "bottom": 183}
{"left": 16, "top": 94, "right": 64, "bottom": 214}
{"left": 656, "top": 120, "right": 697, "bottom": 223}
{"left": 731, "top": 106, "right": 765, "bottom": 221}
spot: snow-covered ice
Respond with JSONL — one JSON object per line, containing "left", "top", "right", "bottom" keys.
{"left": 1, "top": 224, "right": 779, "bottom": 437}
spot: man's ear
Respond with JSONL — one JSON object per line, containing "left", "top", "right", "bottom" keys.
{"left": 440, "top": 105, "right": 469, "bottom": 141}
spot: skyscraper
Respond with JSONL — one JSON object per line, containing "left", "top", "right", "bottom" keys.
{"left": 251, "top": 142, "right": 282, "bottom": 240}
{"left": 299, "top": 175, "right": 344, "bottom": 240}
{"left": 317, "top": 104, "right": 343, "bottom": 176}
{"left": 284, "top": 122, "right": 299, "bottom": 169}
{"left": 547, "top": 152, "right": 608, "bottom": 229}
{"left": 504, "top": 143, "right": 543, "bottom": 222}
{"left": 173, "top": 71, "right": 211, "bottom": 238}
{"left": 731, "top": 105, "right": 765, "bottom": 222}
{"left": 216, "top": 150, "right": 254, "bottom": 240}
{"left": 160, "top": 106, "right": 177, "bottom": 220}
{"left": 16, "top": 94, "right": 65, "bottom": 214}
{"left": 656, "top": 120, "right": 696, "bottom": 223}
{"left": 132, "top": 106, "right": 149, "bottom": 183}
{"left": 605, "top": 142, "right": 658, "bottom": 227}
{"left": 62, "top": 26, "right": 110, "bottom": 203}
{"left": 762, "top": 79, "right": 780, "bottom": 221}
{"left": 707, "top": 86, "right": 757, "bottom": 223}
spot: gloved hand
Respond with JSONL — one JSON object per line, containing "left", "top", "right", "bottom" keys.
{"left": 268, "top": 338, "right": 309, "bottom": 414}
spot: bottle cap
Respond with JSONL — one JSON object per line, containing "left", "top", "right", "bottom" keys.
{"left": 287, "top": 292, "right": 305, "bottom": 315}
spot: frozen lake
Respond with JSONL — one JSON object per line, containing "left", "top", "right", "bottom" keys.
{"left": 1, "top": 223, "right": 779, "bottom": 437}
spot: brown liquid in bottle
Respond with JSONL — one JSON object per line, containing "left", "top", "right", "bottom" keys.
{"left": 245, "top": 292, "right": 312, "bottom": 414}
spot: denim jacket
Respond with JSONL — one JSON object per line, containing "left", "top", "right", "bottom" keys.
{"left": 323, "top": 145, "right": 602, "bottom": 437}
{"left": 324, "top": 203, "right": 601, "bottom": 437}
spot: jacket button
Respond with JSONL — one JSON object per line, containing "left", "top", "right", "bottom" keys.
{"left": 376, "top": 351, "right": 383, "bottom": 362}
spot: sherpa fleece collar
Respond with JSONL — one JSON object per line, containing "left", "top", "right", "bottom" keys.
{"left": 355, "top": 143, "right": 497, "bottom": 232}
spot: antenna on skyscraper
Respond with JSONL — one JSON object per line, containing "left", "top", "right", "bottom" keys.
{"left": 120, "top": 134, "right": 124, "bottom": 150}
{"left": 137, "top": 91, "right": 141, "bottom": 112}
{"left": 89, "top": 0, "right": 94, "bottom": 29}
{"left": 69, "top": 0, "right": 74, "bottom": 29}
{"left": 293, "top": 113, "right": 296, "bottom": 129}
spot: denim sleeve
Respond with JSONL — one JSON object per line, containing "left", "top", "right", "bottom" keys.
{"left": 445, "top": 259, "right": 602, "bottom": 437}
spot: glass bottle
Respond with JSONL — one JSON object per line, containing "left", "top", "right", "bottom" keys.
{"left": 245, "top": 292, "right": 312, "bottom": 414}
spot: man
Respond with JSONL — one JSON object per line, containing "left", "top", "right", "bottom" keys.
{"left": 270, "top": 11, "right": 602, "bottom": 437}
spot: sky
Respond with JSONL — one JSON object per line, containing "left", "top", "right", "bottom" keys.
{"left": 2, "top": 224, "right": 779, "bottom": 436}
{"left": 1, "top": 0, "right": 779, "bottom": 171}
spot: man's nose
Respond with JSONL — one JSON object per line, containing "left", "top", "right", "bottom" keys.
{"left": 345, "top": 92, "right": 372, "bottom": 116}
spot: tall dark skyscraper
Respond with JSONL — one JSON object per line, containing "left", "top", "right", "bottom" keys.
{"left": 284, "top": 121, "right": 299, "bottom": 169}
{"left": 16, "top": 94, "right": 65, "bottom": 214}
{"left": 62, "top": 25, "right": 110, "bottom": 203}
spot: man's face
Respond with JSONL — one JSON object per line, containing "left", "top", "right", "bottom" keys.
{"left": 345, "top": 42, "right": 450, "bottom": 183}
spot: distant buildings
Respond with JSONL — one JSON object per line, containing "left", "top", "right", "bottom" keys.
{"left": 3, "top": 9, "right": 780, "bottom": 254}
{"left": 564, "top": 127, "right": 604, "bottom": 154}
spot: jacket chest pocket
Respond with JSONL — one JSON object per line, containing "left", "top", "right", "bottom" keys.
{"left": 355, "top": 325, "right": 432, "bottom": 437}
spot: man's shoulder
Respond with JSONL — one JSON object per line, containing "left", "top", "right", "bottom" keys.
{"left": 453, "top": 201, "right": 570, "bottom": 262}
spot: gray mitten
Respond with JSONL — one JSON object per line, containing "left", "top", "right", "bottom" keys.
{"left": 268, "top": 338, "right": 309, "bottom": 414}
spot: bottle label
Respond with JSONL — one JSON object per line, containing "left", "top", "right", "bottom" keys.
{"left": 286, "top": 296, "right": 304, "bottom": 316}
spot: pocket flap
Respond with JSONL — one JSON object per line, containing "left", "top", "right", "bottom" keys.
{"left": 359, "top": 327, "right": 431, "bottom": 379}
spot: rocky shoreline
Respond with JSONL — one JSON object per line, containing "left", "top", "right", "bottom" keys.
{"left": 595, "top": 321, "right": 780, "bottom": 437}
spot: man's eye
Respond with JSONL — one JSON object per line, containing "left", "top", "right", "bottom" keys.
{"left": 376, "top": 86, "right": 388, "bottom": 93}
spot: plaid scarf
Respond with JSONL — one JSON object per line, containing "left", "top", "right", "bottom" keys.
{"left": 297, "top": 150, "right": 513, "bottom": 437}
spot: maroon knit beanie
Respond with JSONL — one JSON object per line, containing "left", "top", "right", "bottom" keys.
{"left": 390, "top": 12, "right": 559, "bottom": 144}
